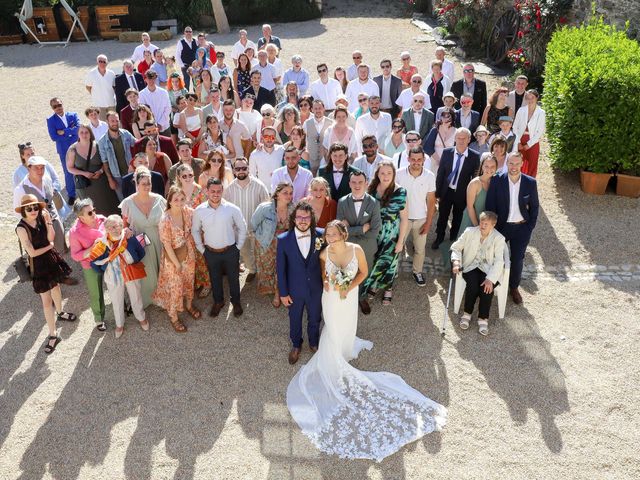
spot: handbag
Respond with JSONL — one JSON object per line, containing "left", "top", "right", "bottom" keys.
{"left": 13, "top": 224, "right": 33, "bottom": 283}
{"left": 73, "top": 142, "right": 93, "bottom": 189}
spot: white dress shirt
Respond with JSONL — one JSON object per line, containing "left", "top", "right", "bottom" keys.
{"left": 138, "top": 86, "right": 172, "bottom": 131}
{"left": 380, "top": 76, "right": 393, "bottom": 109}
{"left": 345, "top": 79, "right": 380, "bottom": 113}
{"left": 507, "top": 175, "right": 525, "bottom": 223}
{"left": 254, "top": 62, "right": 277, "bottom": 91}
{"left": 249, "top": 145, "right": 285, "bottom": 191}
{"left": 413, "top": 110, "right": 423, "bottom": 130}
{"left": 395, "top": 88, "right": 431, "bottom": 111}
{"left": 449, "top": 149, "right": 468, "bottom": 190}
{"left": 192, "top": 199, "right": 248, "bottom": 253}
{"left": 352, "top": 194, "right": 365, "bottom": 217}
{"left": 396, "top": 166, "right": 436, "bottom": 220}
{"left": 442, "top": 58, "right": 455, "bottom": 84}
{"left": 310, "top": 78, "right": 343, "bottom": 109}
{"left": 346, "top": 64, "right": 372, "bottom": 82}
{"left": 295, "top": 227, "right": 311, "bottom": 258}
{"left": 270, "top": 166, "right": 313, "bottom": 202}
{"left": 85, "top": 67, "right": 116, "bottom": 107}
{"left": 57, "top": 113, "right": 68, "bottom": 127}
{"left": 231, "top": 39, "right": 257, "bottom": 62}
{"left": 354, "top": 112, "right": 392, "bottom": 155}
{"left": 132, "top": 42, "right": 158, "bottom": 63}
{"left": 126, "top": 74, "right": 139, "bottom": 91}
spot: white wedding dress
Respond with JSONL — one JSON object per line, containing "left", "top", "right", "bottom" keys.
{"left": 287, "top": 246, "right": 447, "bottom": 462}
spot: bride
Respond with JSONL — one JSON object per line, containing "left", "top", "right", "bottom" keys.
{"left": 287, "top": 220, "right": 447, "bottom": 461}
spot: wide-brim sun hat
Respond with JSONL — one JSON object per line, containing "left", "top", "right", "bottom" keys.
{"left": 15, "top": 193, "right": 47, "bottom": 213}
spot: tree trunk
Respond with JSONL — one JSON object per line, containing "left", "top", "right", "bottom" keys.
{"left": 210, "top": 0, "right": 230, "bottom": 34}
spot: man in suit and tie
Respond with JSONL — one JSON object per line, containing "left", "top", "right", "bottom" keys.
{"left": 373, "top": 59, "right": 403, "bottom": 118}
{"left": 451, "top": 64, "right": 487, "bottom": 113}
{"left": 318, "top": 143, "right": 362, "bottom": 201}
{"left": 337, "top": 171, "right": 381, "bottom": 314}
{"left": 455, "top": 93, "right": 481, "bottom": 137}
{"left": 432, "top": 127, "right": 480, "bottom": 249}
{"left": 46, "top": 97, "right": 79, "bottom": 202}
{"left": 485, "top": 151, "right": 539, "bottom": 304}
{"left": 401, "top": 92, "right": 434, "bottom": 139}
{"left": 114, "top": 60, "right": 145, "bottom": 113}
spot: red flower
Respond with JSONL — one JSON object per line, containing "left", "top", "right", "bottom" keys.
{"left": 439, "top": 8, "right": 446, "bottom": 14}
{"left": 536, "top": 22, "right": 541, "bottom": 31}
{"left": 517, "top": 30, "right": 525, "bottom": 38}
{"left": 559, "top": 16, "right": 568, "bottom": 24}
{"left": 524, "top": 61, "right": 531, "bottom": 67}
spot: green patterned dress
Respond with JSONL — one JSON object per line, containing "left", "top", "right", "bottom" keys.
{"left": 363, "top": 187, "right": 407, "bottom": 293}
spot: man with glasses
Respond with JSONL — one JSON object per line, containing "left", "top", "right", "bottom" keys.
{"left": 353, "top": 135, "right": 390, "bottom": 181}
{"left": 401, "top": 92, "right": 434, "bottom": 139}
{"left": 395, "top": 74, "right": 431, "bottom": 111}
{"left": 114, "top": 60, "right": 145, "bottom": 113}
{"left": 271, "top": 146, "right": 313, "bottom": 202}
{"left": 85, "top": 54, "right": 116, "bottom": 121}
{"left": 249, "top": 126, "right": 284, "bottom": 189}
{"left": 451, "top": 63, "right": 487, "bottom": 112}
{"left": 224, "top": 157, "right": 270, "bottom": 283}
{"left": 347, "top": 50, "right": 370, "bottom": 81}
{"left": 354, "top": 96, "right": 392, "bottom": 155}
{"left": 310, "top": 63, "right": 341, "bottom": 112}
{"left": 46, "top": 97, "right": 79, "bottom": 203}
{"left": 392, "top": 130, "right": 427, "bottom": 171}
{"left": 232, "top": 29, "right": 257, "bottom": 67}
{"left": 303, "top": 99, "right": 333, "bottom": 175}
{"left": 175, "top": 27, "right": 198, "bottom": 91}
{"left": 373, "top": 59, "right": 402, "bottom": 118}
{"left": 345, "top": 64, "right": 380, "bottom": 114}
{"left": 138, "top": 70, "right": 172, "bottom": 137}
{"left": 168, "top": 139, "right": 205, "bottom": 184}
{"left": 454, "top": 93, "right": 481, "bottom": 138}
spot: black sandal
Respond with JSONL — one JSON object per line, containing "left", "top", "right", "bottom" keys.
{"left": 44, "top": 336, "right": 61, "bottom": 354}
{"left": 96, "top": 322, "right": 107, "bottom": 332}
{"left": 56, "top": 312, "right": 77, "bottom": 322}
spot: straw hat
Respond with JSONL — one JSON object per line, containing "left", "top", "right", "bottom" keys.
{"left": 15, "top": 194, "right": 46, "bottom": 214}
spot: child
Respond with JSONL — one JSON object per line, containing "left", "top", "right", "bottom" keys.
{"left": 436, "top": 92, "right": 457, "bottom": 121}
{"left": 488, "top": 116, "right": 517, "bottom": 152}
{"left": 470, "top": 125, "right": 490, "bottom": 155}
{"left": 165, "top": 55, "right": 180, "bottom": 79}
{"left": 90, "top": 214, "right": 148, "bottom": 338}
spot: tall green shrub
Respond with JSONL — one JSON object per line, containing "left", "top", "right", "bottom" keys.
{"left": 543, "top": 16, "right": 640, "bottom": 173}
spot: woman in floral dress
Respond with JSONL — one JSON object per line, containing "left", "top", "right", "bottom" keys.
{"left": 363, "top": 160, "right": 409, "bottom": 306}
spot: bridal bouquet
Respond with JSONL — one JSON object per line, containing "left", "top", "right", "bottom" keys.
{"left": 330, "top": 268, "right": 355, "bottom": 300}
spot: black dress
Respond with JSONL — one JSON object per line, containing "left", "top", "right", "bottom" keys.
{"left": 18, "top": 218, "right": 72, "bottom": 294}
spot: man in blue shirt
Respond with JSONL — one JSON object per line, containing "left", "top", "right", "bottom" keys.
{"left": 283, "top": 55, "right": 310, "bottom": 95}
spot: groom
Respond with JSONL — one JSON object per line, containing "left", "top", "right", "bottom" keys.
{"left": 277, "top": 201, "right": 325, "bottom": 364}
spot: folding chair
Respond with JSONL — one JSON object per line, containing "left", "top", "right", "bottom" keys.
{"left": 15, "top": 0, "right": 90, "bottom": 47}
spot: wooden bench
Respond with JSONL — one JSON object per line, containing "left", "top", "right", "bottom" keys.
{"left": 95, "top": 5, "right": 130, "bottom": 39}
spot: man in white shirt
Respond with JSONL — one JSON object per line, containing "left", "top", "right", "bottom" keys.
{"left": 392, "top": 130, "right": 428, "bottom": 171}
{"left": 254, "top": 50, "right": 278, "bottom": 92}
{"left": 85, "top": 54, "right": 116, "bottom": 120}
{"left": 270, "top": 146, "right": 313, "bottom": 201}
{"left": 192, "top": 178, "right": 247, "bottom": 317}
{"left": 347, "top": 50, "right": 371, "bottom": 81}
{"left": 395, "top": 74, "right": 431, "bottom": 111}
{"left": 396, "top": 147, "right": 437, "bottom": 285}
{"left": 303, "top": 99, "right": 333, "bottom": 175}
{"left": 249, "top": 126, "right": 284, "bottom": 189}
{"left": 373, "top": 59, "right": 403, "bottom": 118}
{"left": 231, "top": 29, "right": 257, "bottom": 66}
{"left": 352, "top": 135, "right": 390, "bottom": 181}
{"left": 435, "top": 46, "right": 455, "bottom": 84}
{"left": 224, "top": 157, "right": 270, "bottom": 282}
{"left": 131, "top": 32, "right": 158, "bottom": 65}
{"left": 345, "top": 65, "right": 380, "bottom": 113}
{"left": 138, "top": 70, "right": 172, "bottom": 136}
{"left": 354, "top": 96, "right": 392, "bottom": 155}
{"left": 175, "top": 26, "right": 198, "bottom": 91}
{"left": 310, "top": 63, "right": 342, "bottom": 112}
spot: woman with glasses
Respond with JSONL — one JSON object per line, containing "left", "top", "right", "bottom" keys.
{"left": 198, "top": 114, "right": 232, "bottom": 159}
{"left": 198, "top": 149, "right": 234, "bottom": 189}
{"left": 69, "top": 198, "right": 108, "bottom": 331}
{"left": 276, "top": 105, "right": 300, "bottom": 144}
{"left": 283, "top": 126, "right": 311, "bottom": 170}
{"left": 397, "top": 51, "right": 418, "bottom": 89}
{"left": 482, "top": 87, "right": 513, "bottom": 135}
{"left": 131, "top": 105, "right": 156, "bottom": 140}
{"left": 298, "top": 95, "right": 313, "bottom": 124}
{"left": 119, "top": 167, "right": 167, "bottom": 307}
{"left": 66, "top": 124, "right": 119, "bottom": 215}
{"left": 251, "top": 182, "right": 294, "bottom": 308}
{"left": 354, "top": 94, "right": 369, "bottom": 120}
{"left": 424, "top": 106, "right": 457, "bottom": 174}
{"left": 153, "top": 186, "right": 199, "bottom": 332}
{"left": 257, "top": 105, "right": 281, "bottom": 144}
{"left": 233, "top": 53, "right": 252, "bottom": 94}
{"left": 15, "top": 194, "right": 76, "bottom": 354}
{"left": 383, "top": 119, "right": 407, "bottom": 157}
{"left": 178, "top": 93, "right": 204, "bottom": 158}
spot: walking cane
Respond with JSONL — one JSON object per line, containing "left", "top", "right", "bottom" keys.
{"left": 441, "top": 275, "right": 453, "bottom": 337}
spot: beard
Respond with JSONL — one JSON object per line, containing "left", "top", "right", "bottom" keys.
{"left": 295, "top": 222, "right": 311, "bottom": 233}
{"left": 235, "top": 172, "right": 248, "bottom": 180}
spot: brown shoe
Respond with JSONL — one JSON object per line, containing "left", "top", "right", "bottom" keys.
{"left": 288, "top": 347, "right": 301, "bottom": 364}
{"left": 310, "top": 346, "right": 318, "bottom": 353}
{"left": 359, "top": 299, "right": 371, "bottom": 315}
{"left": 209, "top": 302, "right": 225, "bottom": 317}
{"left": 245, "top": 273, "right": 256, "bottom": 283}
{"left": 60, "top": 276, "right": 79, "bottom": 286}
{"left": 232, "top": 303, "right": 243, "bottom": 317}
{"left": 510, "top": 288, "right": 523, "bottom": 304}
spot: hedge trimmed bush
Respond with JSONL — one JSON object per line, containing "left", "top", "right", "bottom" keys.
{"left": 543, "top": 16, "right": 640, "bottom": 173}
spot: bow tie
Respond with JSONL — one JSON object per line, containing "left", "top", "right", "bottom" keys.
{"left": 333, "top": 170, "right": 344, "bottom": 174}
{"left": 352, "top": 198, "right": 364, "bottom": 203}
{"left": 297, "top": 234, "right": 311, "bottom": 239}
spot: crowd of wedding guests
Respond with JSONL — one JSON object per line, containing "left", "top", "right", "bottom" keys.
{"left": 13, "top": 25, "right": 544, "bottom": 353}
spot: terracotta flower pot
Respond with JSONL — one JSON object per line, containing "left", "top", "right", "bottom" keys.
{"left": 579, "top": 170, "right": 612, "bottom": 195}
{"left": 615, "top": 173, "right": 640, "bottom": 198}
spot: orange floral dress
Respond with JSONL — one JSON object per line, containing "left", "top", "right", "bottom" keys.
{"left": 153, "top": 207, "right": 196, "bottom": 319}
{"left": 184, "top": 184, "right": 211, "bottom": 291}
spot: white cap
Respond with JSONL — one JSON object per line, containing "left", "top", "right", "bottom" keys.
{"left": 27, "top": 156, "right": 47, "bottom": 167}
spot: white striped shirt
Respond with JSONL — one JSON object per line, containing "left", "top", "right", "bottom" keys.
{"left": 223, "top": 176, "right": 270, "bottom": 232}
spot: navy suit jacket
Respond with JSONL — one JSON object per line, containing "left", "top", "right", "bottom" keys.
{"left": 47, "top": 112, "right": 80, "bottom": 157}
{"left": 435, "top": 147, "right": 480, "bottom": 202}
{"left": 115, "top": 72, "right": 145, "bottom": 112}
{"left": 373, "top": 74, "right": 403, "bottom": 117}
{"left": 318, "top": 165, "right": 362, "bottom": 202}
{"left": 485, "top": 172, "right": 539, "bottom": 232}
{"left": 242, "top": 86, "right": 276, "bottom": 111}
{"left": 454, "top": 109, "right": 481, "bottom": 137}
{"left": 276, "top": 228, "right": 324, "bottom": 299}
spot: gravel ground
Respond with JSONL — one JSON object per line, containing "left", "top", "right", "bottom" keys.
{"left": 0, "top": 1, "right": 639, "bottom": 479}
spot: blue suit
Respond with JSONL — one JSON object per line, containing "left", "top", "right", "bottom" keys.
{"left": 276, "top": 228, "right": 324, "bottom": 348}
{"left": 47, "top": 111, "right": 80, "bottom": 199}
{"left": 485, "top": 172, "right": 539, "bottom": 288}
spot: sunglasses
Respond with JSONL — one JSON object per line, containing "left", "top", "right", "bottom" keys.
{"left": 18, "top": 141, "right": 33, "bottom": 150}
{"left": 209, "top": 158, "right": 224, "bottom": 163}
{"left": 381, "top": 64, "right": 391, "bottom": 69}
{"left": 461, "top": 100, "right": 473, "bottom": 105}
{"left": 185, "top": 30, "right": 193, "bottom": 33}
{"left": 85, "top": 208, "right": 96, "bottom": 216}
{"left": 412, "top": 80, "right": 422, "bottom": 84}
{"left": 362, "top": 143, "right": 376, "bottom": 148}
{"left": 262, "top": 135, "right": 276, "bottom": 141}
{"left": 262, "top": 113, "right": 272, "bottom": 117}
{"left": 392, "top": 124, "right": 403, "bottom": 129}
{"left": 98, "top": 60, "right": 107, "bottom": 64}
{"left": 463, "top": 69, "right": 475, "bottom": 73}
{"left": 52, "top": 104, "right": 63, "bottom": 109}
{"left": 352, "top": 56, "right": 362, "bottom": 60}
{"left": 24, "top": 205, "right": 40, "bottom": 213}
{"left": 299, "top": 103, "right": 310, "bottom": 108}
{"left": 234, "top": 166, "right": 248, "bottom": 171}
{"left": 317, "top": 68, "right": 327, "bottom": 73}
{"left": 358, "top": 98, "right": 368, "bottom": 103}
{"left": 407, "top": 137, "right": 420, "bottom": 143}
{"left": 181, "top": 174, "right": 194, "bottom": 179}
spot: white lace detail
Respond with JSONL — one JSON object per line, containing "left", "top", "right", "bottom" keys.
{"left": 325, "top": 246, "right": 359, "bottom": 279}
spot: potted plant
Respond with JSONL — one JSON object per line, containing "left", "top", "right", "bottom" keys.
{"left": 615, "top": 159, "right": 640, "bottom": 198}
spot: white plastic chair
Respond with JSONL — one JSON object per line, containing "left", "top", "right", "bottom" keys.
{"left": 453, "top": 243, "right": 511, "bottom": 320}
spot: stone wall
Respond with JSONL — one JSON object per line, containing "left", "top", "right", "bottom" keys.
{"left": 572, "top": 0, "right": 640, "bottom": 39}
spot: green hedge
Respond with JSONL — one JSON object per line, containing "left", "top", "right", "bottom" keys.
{"left": 543, "top": 16, "right": 640, "bottom": 174}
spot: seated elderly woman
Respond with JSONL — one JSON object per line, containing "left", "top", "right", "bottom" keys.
{"left": 450, "top": 211, "right": 505, "bottom": 336}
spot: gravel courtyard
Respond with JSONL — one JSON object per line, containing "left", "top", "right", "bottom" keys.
{"left": 0, "top": 1, "right": 638, "bottom": 479}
